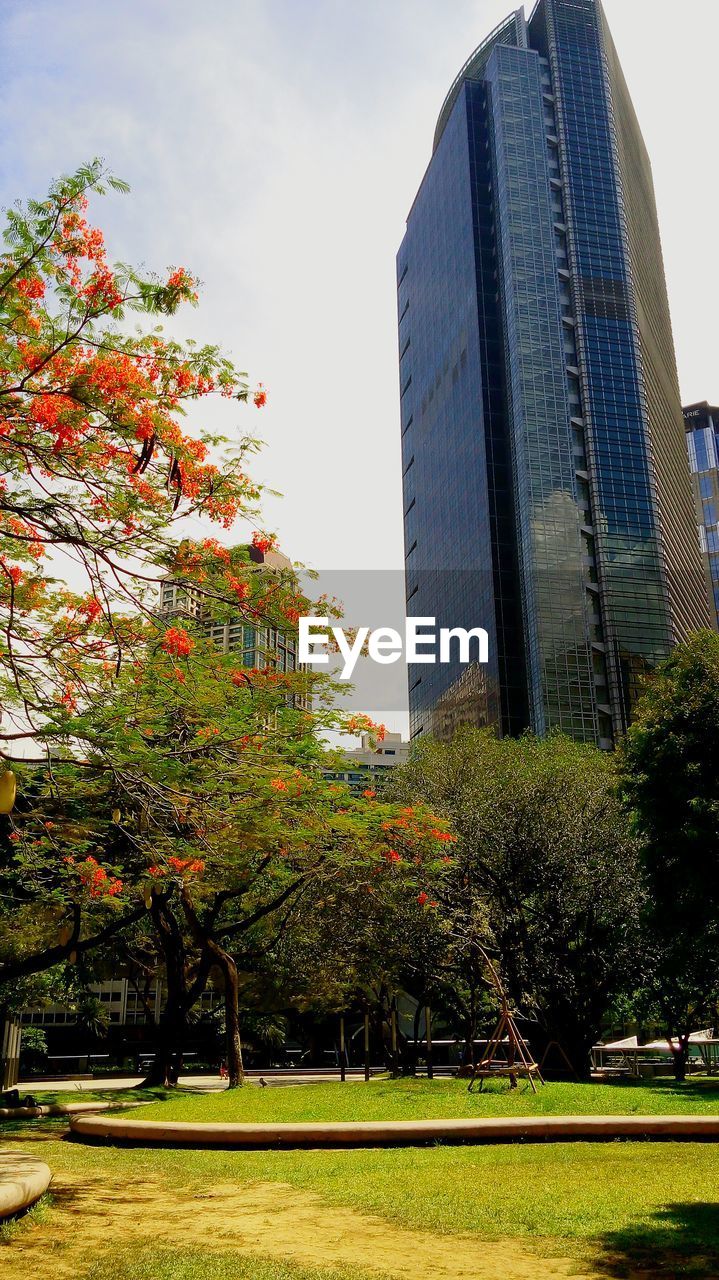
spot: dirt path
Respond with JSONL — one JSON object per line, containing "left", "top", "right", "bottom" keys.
{"left": 3, "top": 1169, "right": 597, "bottom": 1280}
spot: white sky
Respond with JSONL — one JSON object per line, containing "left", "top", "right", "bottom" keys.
{"left": 1, "top": 0, "right": 717, "bottom": 734}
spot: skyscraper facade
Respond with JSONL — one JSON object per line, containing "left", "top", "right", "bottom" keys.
{"left": 684, "top": 401, "right": 719, "bottom": 629}
{"left": 398, "top": 0, "right": 710, "bottom": 745}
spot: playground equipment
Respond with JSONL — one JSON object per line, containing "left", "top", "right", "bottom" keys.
{"left": 467, "top": 946, "right": 543, "bottom": 1094}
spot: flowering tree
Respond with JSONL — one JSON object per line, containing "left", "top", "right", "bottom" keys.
{"left": 269, "top": 833, "right": 458, "bottom": 1074}
{"left": 0, "top": 162, "right": 308, "bottom": 1017}
{"left": 0, "top": 159, "right": 269, "bottom": 743}
{"left": 0, "top": 164, "right": 454, "bottom": 1085}
{"left": 1, "top": 633, "right": 451, "bottom": 1085}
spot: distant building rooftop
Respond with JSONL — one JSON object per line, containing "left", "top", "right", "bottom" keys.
{"left": 324, "top": 731, "right": 410, "bottom": 792}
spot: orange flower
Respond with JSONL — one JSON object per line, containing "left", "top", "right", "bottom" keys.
{"left": 251, "top": 531, "right": 277, "bottom": 555}
{"left": 161, "top": 626, "right": 194, "bottom": 657}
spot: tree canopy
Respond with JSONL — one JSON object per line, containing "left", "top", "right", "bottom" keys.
{"left": 393, "top": 728, "right": 643, "bottom": 1074}
{"left": 0, "top": 159, "right": 273, "bottom": 745}
{"left": 620, "top": 629, "right": 719, "bottom": 1075}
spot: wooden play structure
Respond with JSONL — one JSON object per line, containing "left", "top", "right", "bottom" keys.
{"left": 467, "top": 947, "right": 543, "bottom": 1094}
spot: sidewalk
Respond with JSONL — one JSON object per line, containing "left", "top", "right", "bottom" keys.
{"left": 20, "top": 1070, "right": 371, "bottom": 1093}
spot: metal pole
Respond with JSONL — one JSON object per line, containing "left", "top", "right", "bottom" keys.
{"left": 364, "top": 1011, "right": 370, "bottom": 1082}
{"left": 425, "top": 1005, "right": 433, "bottom": 1080}
{"left": 339, "top": 1015, "right": 346, "bottom": 1083}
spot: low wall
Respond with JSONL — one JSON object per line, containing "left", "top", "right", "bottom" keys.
{"left": 0, "top": 1100, "right": 147, "bottom": 1120}
{"left": 70, "top": 1112, "right": 719, "bottom": 1149}
{"left": 0, "top": 1151, "right": 51, "bottom": 1219}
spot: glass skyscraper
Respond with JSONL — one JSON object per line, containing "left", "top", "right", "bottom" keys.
{"left": 684, "top": 402, "right": 719, "bottom": 629}
{"left": 398, "top": 0, "right": 710, "bottom": 746}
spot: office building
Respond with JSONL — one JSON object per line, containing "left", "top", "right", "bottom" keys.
{"left": 684, "top": 401, "right": 719, "bottom": 628}
{"left": 323, "top": 730, "right": 410, "bottom": 792}
{"left": 398, "top": 0, "right": 710, "bottom": 745}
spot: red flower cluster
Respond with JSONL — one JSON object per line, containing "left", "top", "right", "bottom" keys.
{"left": 147, "top": 856, "right": 204, "bottom": 878}
{"left": 251, "top": 531, "right": 277, "bottom": 555}
{"left": 200, "top": 538, "right": 231, "bottom": 564}
{"left": 59, "top": 681, "right": 78, "bottom": 712}
{"left": 416, "top": 891, "right": 438, "bottom": 908}
{"left": 345, "top": 715, "right": 387, "bottom": 742}
{"left": 253, "top": 384, "right": 267, "bottom": 409}
{"left": 167, "top": 855, "right": 205, "bottom": 876}
{"left": 161, "top": 626, "right": 194, "bottom": 657}
{"left": 0, "top": 560, "right": 23, "bottom": 586}
{"left": 75, "top": 855, "right": 123, "bottom": 899}
{"left": 15, "top": 276, "right": 45, "bottom": 300}
{"left": 227, "top": 574, "right": 250, "bottom": 602}
{"left": 81, "top": 264, "right": 123, "bottom": 311}
{"left": 166, "top": 267, "right": 197, "bottom": 299}
{"left": 77, "top": 595, "right": 102, "bottom": 622}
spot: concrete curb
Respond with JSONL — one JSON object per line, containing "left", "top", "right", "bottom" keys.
{"left": 1, "top": 1100, "right": 147, "bottom": 1121}
{"left": 0, "top": 1150, "right": 51, "bottom": 1219}
{"left": 69, "top": 1112, "right": 719, "bottom": 1148}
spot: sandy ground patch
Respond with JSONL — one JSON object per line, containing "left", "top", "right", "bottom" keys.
{"left": 2, "top": 1169, "right": 596, "bottom": 1280}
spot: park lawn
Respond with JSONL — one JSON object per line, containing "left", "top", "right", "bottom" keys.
{"left": 79, "top": 1252, "right": 383, "bottom": 1280}
{"left": 4, "top": 1083, "right": 719, "bottom": 1275}
{"left": 135, "top": 1074, "right": 719, "bottom": 1123}
{"left": 1, "top": 1093, "right": 719, "bottom": 1276}
{"left": 38, "top": 1130, "right": 719, "bottom": 1246}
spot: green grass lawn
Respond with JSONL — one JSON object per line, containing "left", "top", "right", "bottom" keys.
{"left": 134, "top": 1073, "right": 719, "bottom": 1123}
{"left": 4, "top": 1080, "right": 719, "bottom": 1277}
{"left": 75, "top": 1250, "right": 381, "bottom": 1280}
{"left": 3, "top": 1124, "right": 719, "bottom": 1275}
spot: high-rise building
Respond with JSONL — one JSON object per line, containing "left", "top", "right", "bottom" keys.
{"left": 684, "top": 401, "right": 719, "bottom": 629}
{"left": 159, "top": 544, "right": 303, "bottom": 681}
{"left": 398, "top": 0, "right": 710, "bottom": 746}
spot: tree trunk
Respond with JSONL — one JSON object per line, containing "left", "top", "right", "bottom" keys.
{"left": 462, "top": 988, "right": 478, "bottom": 1070}
{"left": 211, "top": 941, "right": 245, "bottom": 1087}
{"left": 223, "top": 957, "right": 245, "bottom": 1088}
{"left": 143, "top": 895, "right": 190, "bottom": 1088}
{"left": 670, "top": 1036, "right": 690, "bottom": 1082}
{"left": 176, "top": 887, "right": 244, "bottom": 1086}
{"left": 389, "top": 1000, "right": 399, "bottom": 1078}
{"left": 144, "top": 1015, "right": 183, "bottom": 1088}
